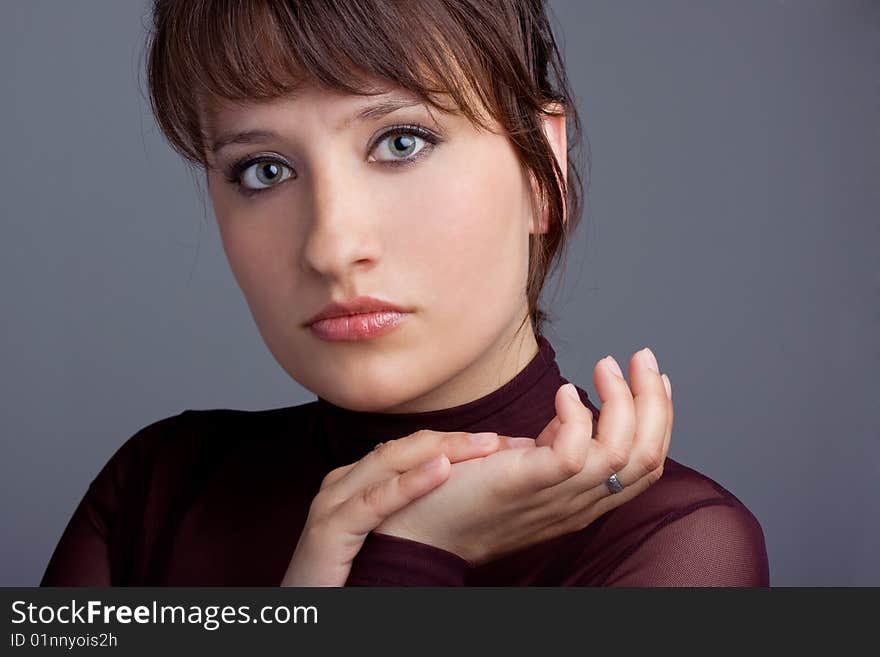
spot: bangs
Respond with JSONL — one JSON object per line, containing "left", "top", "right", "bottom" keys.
{"left": 147, "top": 0, "right": 515, "bottom": 167}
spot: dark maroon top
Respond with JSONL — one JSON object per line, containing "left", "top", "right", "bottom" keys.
{"left": 41, "top": 336, "right": 769, "bottom": 586}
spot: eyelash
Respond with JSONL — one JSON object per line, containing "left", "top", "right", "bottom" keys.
{"left": 222, "top": 123, "right": 443, "bottom": 199}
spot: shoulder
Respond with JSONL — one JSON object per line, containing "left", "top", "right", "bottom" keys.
{"left": 616, "top": 457, "right": 767, "bottom": 543}
{"left": 132, "top": 401, "right": 320, "bottom": 448}
{"left": 98, "top": 401, "right": 322, "bottom": 485}
{"left": 593, "top": 458, "right": 770, "bottom": 586}
{"left": 641, "top": 457, "right": 758, "bottom": 515}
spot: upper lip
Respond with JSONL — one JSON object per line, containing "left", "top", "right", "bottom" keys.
{"left": 305, "top": 296, "right": 408, "bottom": 326}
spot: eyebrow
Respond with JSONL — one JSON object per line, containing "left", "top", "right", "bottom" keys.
{"left": 209, "top": 96, "right": 425, "bottom": 155}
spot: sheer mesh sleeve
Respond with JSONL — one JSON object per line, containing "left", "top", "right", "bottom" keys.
{"left": 599, "top": 502, "right": 770, "bottom": 586}
{"left": 345, "top": 532, "right": 473, "bottom": 586}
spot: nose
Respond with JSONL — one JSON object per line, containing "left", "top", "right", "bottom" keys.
{"left": 299, "top": 169, "right": 382, "bottom": 280}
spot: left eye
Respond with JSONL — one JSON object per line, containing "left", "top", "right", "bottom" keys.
{"left": 239, "top": 161, "right": 294, "bottom": 191}
{"left": 370, "top": 130, "right": 432, "bottom": 164}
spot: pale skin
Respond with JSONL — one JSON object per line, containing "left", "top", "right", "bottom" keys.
{"left": 201, "top": 78, "right": 674, "bottom": 586}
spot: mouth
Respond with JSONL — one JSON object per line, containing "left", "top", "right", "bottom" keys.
{"left": 308, "top": 310, "right": 409, "bottom": 342}
{"left": 304, "top": 295, "right": 409, "bottom": 325}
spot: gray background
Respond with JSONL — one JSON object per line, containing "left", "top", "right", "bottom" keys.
{"left": 2, "top": 1, "right": 877, "bottom": 586}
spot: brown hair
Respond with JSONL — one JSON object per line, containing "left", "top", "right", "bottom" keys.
{"left": 145, "top": 0, "right": 587, "bottom": 338}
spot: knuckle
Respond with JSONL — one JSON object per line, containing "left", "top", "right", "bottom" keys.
{"left": 640, "top": 447, "right": 664, "bottom": 474}
{"left": 308, "top": 491, "right": 331, "bottom": 517}
{"left": 359, "top": 480, "right": 387, "bottom": 512}
{"left": 320, "top": 466, "right": 344, "bottom": 489}
{"left": 438, "top": 432, "right": 458, "bottom": 451}
{"left": 604, "top": 445, "right": 629, "bottom": 473}
{"left": 409, "top": 429, "right": 432, "bottom": 442}
{"left": 558, "top": 450, "right": 586, "bottom": 477}
{"left": 372, "top": 439, "right": 401, "bottom": 461}
{"left": 645, "top": 464, "right": 664, "bottom": 485}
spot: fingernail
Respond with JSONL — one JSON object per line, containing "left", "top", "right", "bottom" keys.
{"left": 563, "top": 382, "right": 580, "bottom": 401}
{"left": 641, "top": 347, "right": 659, "bottom": 374}
{"left": 469, "top": 431, "right": 497, "bottom": 445}
{"left": 662, "top": 374, "right": 672, "bottom": 400}
{"left": 604, "top": 356, "right": 624, "bottom": 378}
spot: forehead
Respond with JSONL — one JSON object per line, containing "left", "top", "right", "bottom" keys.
{"left": 199, "top": 68, "right": 497, "bottom": 146}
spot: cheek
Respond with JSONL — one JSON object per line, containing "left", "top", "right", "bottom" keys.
{"left": 397, "top": 145, "right": 528, "bottom": 317}
{"left": 210, "top": 196, "right": 297, "bottom": 325}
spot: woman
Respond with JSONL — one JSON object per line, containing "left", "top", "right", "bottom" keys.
{"left": 41, "top": 0, "right": 769, "bottom": 586}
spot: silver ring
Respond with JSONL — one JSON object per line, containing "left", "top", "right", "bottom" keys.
{"left": 605, "top": 473, "right": 625, "bottom": 494}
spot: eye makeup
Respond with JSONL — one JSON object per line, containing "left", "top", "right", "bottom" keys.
{"left": 221, "top": 122, "right": 445, "bottom": 199}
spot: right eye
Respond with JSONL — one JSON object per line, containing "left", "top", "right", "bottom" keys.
{"left": 229, "top": 158, "right": 295, "bottom": 195}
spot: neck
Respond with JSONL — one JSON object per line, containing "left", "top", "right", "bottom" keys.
{"left": 314, "top": 331, "right": 577, "bottom": 467}
{"left": 377, "top": 319, "right": 540, "bottom": 414}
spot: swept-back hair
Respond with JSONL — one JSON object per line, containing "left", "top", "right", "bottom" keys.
{"left": 145, "top": 0, "right": 588, "bottom": 337}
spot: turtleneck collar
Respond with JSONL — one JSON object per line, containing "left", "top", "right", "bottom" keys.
{"left": 315, "top": 336, "right": 596, "bottom": 465}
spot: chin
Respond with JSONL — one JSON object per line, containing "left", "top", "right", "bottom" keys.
{"left": 301, "top": 361, "right": 424, "bottom": 412}
{"left": 322, "top": 385, "right": 419, "bottom": 413}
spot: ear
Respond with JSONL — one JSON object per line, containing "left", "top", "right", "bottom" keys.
{"left": 529, "top": 102, "right": 568, "bottom": 235}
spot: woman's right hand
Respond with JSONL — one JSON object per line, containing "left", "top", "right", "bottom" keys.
{"left": 280, "top": 429, "right": 504, "bottom": 586}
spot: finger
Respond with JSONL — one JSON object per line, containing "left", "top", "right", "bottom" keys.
{"left": 661, "top": 373, "right": 674, "bottom": 458}
{"left": 517, "top": 383, "right": 595, "bottom": 490}
{"left": 545, "top": 470, "right": 660, "bottom": 538}
{"left": 587, "top": 350, "right": 670, "bottom": 491}
{"left": 329, "top": 429, "right": 499, "bottom": 498}
{"left": 536, "top": 393, "right": 600, "bottom": 450}
{"left": 334, "top": 453, "right": 452, "bottom": 537}
{"left": 534, "top": 415, "right": 561, "bottom": 447}
{"left": 663, "top": 374, "right": 675, "bottom": 451}
{"left": 498, "top": 436, "right": 537, "bottom": 450}
{"left": 534, "top": 383, "right": 593, "bottom": 448}
{"left": 548, "top": 382, "right": 594, "bottom": 469}
{"left": 607, "top": 348, "right": 669, "bottom": 482}
{"left": 539, "top": 369, "right": 675, "bottom": 537}
{"left": 589, "top": 354, "right": 636, "bottom": 478}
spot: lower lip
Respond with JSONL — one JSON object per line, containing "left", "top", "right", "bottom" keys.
{"left": 309, "top": 311, "right": 408, "bottom": 341}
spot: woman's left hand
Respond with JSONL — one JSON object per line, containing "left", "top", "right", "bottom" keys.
{"left": 371, "top": 347, "right": 674, "bottom": 566}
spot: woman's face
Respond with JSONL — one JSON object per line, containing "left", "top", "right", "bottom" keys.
{"left": 204, "top": 81, "right": 565, "bottom": 412}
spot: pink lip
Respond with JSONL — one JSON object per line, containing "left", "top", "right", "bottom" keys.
{"left": 305, "top": 295, "right": 409, "bottom": 325}
{"left": 309, "top": 311, "right": 409, "bottom": 341}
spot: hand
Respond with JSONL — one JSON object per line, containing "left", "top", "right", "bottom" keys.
{"left": 280, "top": 428, "right": 504, "bottom": 586}
{"left": 373, "top": 347, "right": 674, "bottom": 566}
